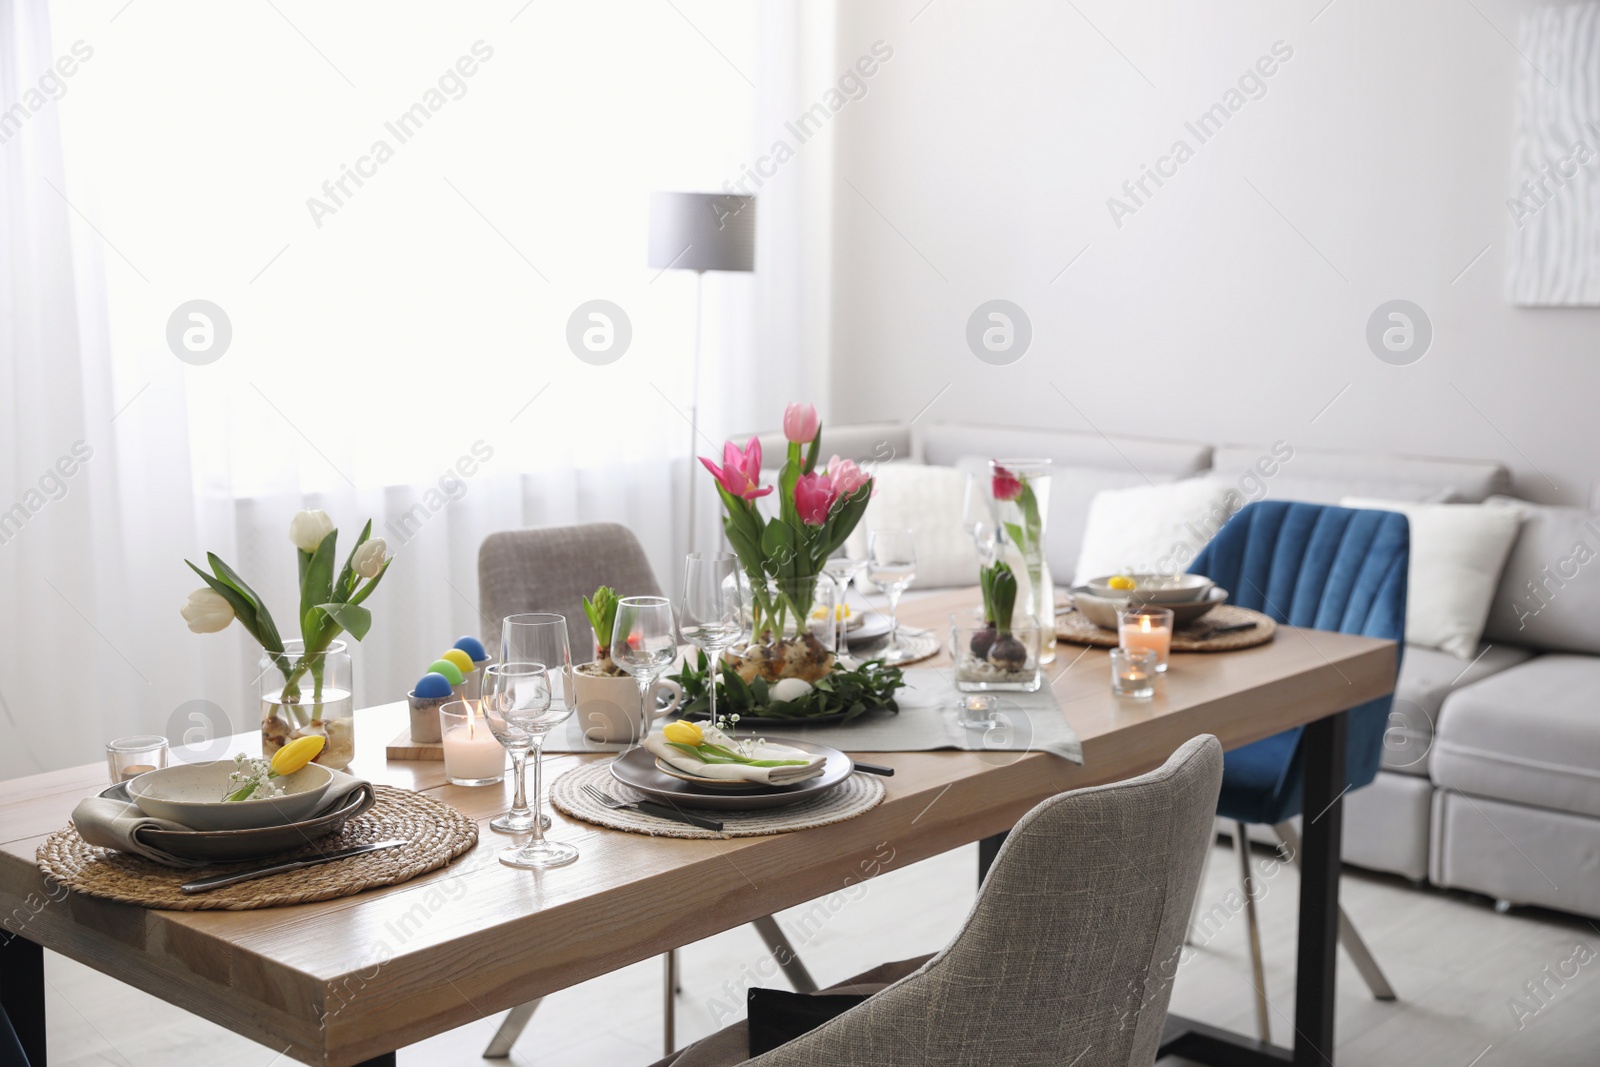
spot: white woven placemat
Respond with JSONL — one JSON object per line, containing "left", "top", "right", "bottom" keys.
{"left": 549, "top": 761, "right": 885, "bottom": 840}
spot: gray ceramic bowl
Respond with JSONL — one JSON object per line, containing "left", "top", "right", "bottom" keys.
{"left": 1071, "top": 585, "right": 1229, "bottom": 630}
{"left": 1083, "top": 573, "right": 1215, "bottom": 604}
{"left": 127, "top": 760, "right": 334, "bottom": 831}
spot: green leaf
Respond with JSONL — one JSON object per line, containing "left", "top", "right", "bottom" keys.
{"left": 332, "top": 519, "right": 372, "bottom": 603}
{"left": 346, "top": 558, "right": 391, "bottom": 607}
{"left": 804, "top": 424, "right": 822, "bottom": 474}
{"left": 186, "top": 561, "right": 260, "bottom": 641}
{"left": 315, "top": 602, "right": 373, "bottom": 640}
{"left": 299, "top": 530, "right": 338, "bottom": 645}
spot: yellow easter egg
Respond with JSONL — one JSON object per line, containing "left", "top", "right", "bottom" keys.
{"left": 440, "top": 648, "right": 475, "bottom": 675}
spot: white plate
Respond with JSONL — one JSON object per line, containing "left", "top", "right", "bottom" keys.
{"left": 1084, "top": 573, "right": 1214, "bottom": 604}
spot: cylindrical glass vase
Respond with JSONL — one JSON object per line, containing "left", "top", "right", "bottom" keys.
{"left": 728, "top": 574, "right": 837, "bottom": 683}
{"left": 989, "top": 458, "right": 1056, "bottom": 664}
{"left": 260, "top": 639, "right": 355, "bottom": 770}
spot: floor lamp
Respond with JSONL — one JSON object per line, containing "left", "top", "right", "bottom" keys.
{"left": 647, "top": 192, "right": 755, "bottom": 554}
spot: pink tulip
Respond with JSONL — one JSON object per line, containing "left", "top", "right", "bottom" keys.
{"left": 826, "top": 455, "right": 871, "bottom": 498}
{"left": 783, "top": 402, "right": 820, "bottom": 444}
{"left": 794, "top": 471, "right": 838, "bottom": 526}
{"left": 700, "top": 437, "right": 772, "bottom": 501}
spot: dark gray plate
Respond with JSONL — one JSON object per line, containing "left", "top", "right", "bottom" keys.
{"left": 609, "top": 737, "right": 853, "bottom": 811}
{"left": 98, "top": 781, "right": 370, "bottom": 862}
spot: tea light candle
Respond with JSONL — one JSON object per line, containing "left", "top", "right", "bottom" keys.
{"left": 1119, "top": 607, "right": 1174, "bottom": 673}
{"left": 440, "top": 701, "right": 506, "bottom": 786}
{"left": 1110, "top": 647, "right": 1158, "bottom": 699}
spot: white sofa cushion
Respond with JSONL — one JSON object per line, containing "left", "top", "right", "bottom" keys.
{"left": 1342, "top": 498, "right": 1520, "bottom": 659}
{"left": 1074, "top": 479, "right": 1235, "bottom": 585}
{"left": 1217, "top": 445, "right": 1509, "bottom": 502}
{"left": 1480, "top": 496, "right": 1600, "bottom": 654}
{"left": 843, "top": 463, "right": 974, "bottom": 589}
{"left": 1383, "top": 643, "right": 1533, "bottom": 776}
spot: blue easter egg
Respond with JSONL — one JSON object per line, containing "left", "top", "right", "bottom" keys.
{"left": 453, "top": 635, "right": 488, "bottom": 662}
{"left": 414, "top": 672, "right": 454, "bottom": 699}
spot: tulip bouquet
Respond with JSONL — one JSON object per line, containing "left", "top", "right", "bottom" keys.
{"left": 701, "top": 403, "right": 874, "bottom": 680}
{"left": 182, "top": 510, "right": 390, "bottom": 760}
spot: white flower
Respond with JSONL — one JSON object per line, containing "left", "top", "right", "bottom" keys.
{"left": 289, "top": 509, "right": 334, "bottom": 552}
{"left": 181, "top": 588, "right": 235, "bottom": 633}
{"left": 351, "top": 537, "right": 387, "bottom": 579}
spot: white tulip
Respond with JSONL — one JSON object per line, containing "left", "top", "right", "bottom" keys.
{"left": 351, "top": 537, "right": 388, "bottom": 579}
{"left": 181, "top": 588, "right": 235, "bottom": 633}
{"left": 289, "top": 509, "right": 335, "bottom": 552}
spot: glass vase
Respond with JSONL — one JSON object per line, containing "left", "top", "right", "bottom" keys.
{"left": 260, "top": 639, "right": 355, "bottom": 770}
{"left": 989, "top": 458, "right": 1057, "bottom": 665}
{"left": 728, "top": 574, "right": 837, "bottom": 683}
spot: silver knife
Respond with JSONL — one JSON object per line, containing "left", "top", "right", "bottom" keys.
{"left": 180, "top": 838, "right": 407, "bottom": 894}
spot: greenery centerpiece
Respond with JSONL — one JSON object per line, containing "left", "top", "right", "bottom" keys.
{"left": 180, "top": 510, "right": 390, "bottom": 769}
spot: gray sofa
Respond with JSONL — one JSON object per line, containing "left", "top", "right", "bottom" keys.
{"left": 768, "top": 420, "right": 1600, "bottom": 920}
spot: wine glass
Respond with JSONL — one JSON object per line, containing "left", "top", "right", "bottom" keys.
{"left": 480, "top": 662, "right": 578, "bottom": 869}
{"left": 680, "top": 554, "right": 745, "bottom": 730}
{"left": 823, "top": 549, "right": 869, "bottom": 651}
{"left": 611, "top": 596, "right": 678, "bottom": 743}
{"left": 867, "top": 529, "right": 918, "bottom": 663}
{"left": 962, "top": 472, "right": 998, "bottom": 565}
{"left": 491, "top": 613, "right": 572, "bottom": 833}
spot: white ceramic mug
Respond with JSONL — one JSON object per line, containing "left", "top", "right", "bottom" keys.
{"left": 572, "top": 671, "right": 685, "bottom": 744}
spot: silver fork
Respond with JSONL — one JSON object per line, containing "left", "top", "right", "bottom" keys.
{"left": 582, "top": 783, "right": 724, "bottom": 832}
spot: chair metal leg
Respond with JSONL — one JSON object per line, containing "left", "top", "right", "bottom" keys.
{"left": 1185, "top": 831, "right": 1217, "bottom": 946}
{"left": 1232, "top": 821, "right": 1272, "bottom": 1044}
{"left": 1273, "top": 821, "right": 1398, "bottom": 1001}
{"left": 663, "top": 950, "right": 676, "bottom": 1055}
{"left": 751, "top": 914, "right": 818, "bottom": 993}
{"left": 482, "top": 998, "right": 541, "bottom": 1058}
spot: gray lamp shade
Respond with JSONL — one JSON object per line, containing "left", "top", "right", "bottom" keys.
{"left": 648, "top": 192, "right": 756, "bottom": 272}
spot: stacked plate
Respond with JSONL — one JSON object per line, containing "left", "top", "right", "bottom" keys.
{"left": 1071, "top": 574, "right": 1229, "bottom": 630}
{"left": 610, "top": 737, "right": 854, "bottom": 811}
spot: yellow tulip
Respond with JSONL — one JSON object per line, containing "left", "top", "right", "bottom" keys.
{"left": 662, "top": 720, "right": 704, "bottom": 746}
{"left": 271, "top": 734, "right": 326, "bottom": 776}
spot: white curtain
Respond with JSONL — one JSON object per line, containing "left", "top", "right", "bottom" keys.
{"left": 1, "top": 1, "right": 836, "bottom": 779}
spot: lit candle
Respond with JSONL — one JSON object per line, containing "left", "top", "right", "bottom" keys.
{"left": 1119, "top": 608, "right": 1173, "bottom": 673}
{"left": 441, "top": 702, "right": 507, "bottom": 785}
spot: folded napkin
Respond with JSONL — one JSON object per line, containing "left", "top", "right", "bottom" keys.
{"left": 645, "top": 724, "right": 826, "bottom": 786}
{"left": 71, "top": 769, "right": 375, "bottom": 869}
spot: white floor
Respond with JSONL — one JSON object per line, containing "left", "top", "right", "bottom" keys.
{"left": 42, "top": 837, "right": 1600, "bottom": 1066}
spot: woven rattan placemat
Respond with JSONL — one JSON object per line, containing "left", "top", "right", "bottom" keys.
{"left": 549, "top": 761, "right": 885, "bottom": 840}
{"left": 850, "top": 626, "right": 940, "bottom": 668}
{"left": 1056, "top": 605, "right": 1277, "bottom": 652}
{"left": 37, "top": 785, "right": 478, "bottom": 911}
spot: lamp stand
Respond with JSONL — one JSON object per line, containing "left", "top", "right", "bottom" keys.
{"left": 686, "top": 269, "right": 705, "bottom": 555}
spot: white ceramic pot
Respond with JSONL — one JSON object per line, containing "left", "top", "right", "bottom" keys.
{"left": 572, "top": 670, "right": 684, "bottom": 744}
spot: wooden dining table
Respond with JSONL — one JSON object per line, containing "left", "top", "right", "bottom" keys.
{"left": 0, "top": 588, "right": 1395, "bottom": 1067}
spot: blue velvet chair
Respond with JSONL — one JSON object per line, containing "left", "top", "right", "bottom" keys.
{"left": 1187, "top": 501, "right": 1408, "bottom": 1041}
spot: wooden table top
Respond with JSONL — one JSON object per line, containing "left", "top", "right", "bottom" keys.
{"left": 0, "top": 588, "right": 1396, "bottom": 1067}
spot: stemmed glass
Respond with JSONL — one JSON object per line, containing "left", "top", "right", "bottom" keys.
{"left": 962, "top": 472, "right": 998, "bottom": 565}
{"left": 491, "top": 613, "right": 572, "bottom": 833}
{"left": 868, "top": 529, "right": 918, "bottom": 664}
{"left": 680, "top": 554, "right": 745, "bottom": 731}
{"left": 823, "top": 549, "right": 869, "bottom": 652}
{"left": 480, "top": 662, "right": 578, "bottom": 869}
{"left": 611, "top": 596, "right": 678, "bottom": 743}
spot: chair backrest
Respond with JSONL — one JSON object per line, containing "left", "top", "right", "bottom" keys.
{"left": 477, "top": 524, "right": 663, "bottom": 659}
{"left": 1188, "top": 501, "right": 1409, "bottom": 818}
{"left": 748, "top": 735, "right": 1224, "bottom": 1067}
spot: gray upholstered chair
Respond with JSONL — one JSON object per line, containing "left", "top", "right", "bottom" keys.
{"left": 477, "top": 523, "right": 818, "bottom": 1059}
{"left": 653, "top": 733, "right": 1224, "bottom": 1067}
{"left": 478, "top": 522, "right": 664, "bottom": 658}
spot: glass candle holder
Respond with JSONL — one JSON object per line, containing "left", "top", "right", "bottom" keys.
{"left": 440, "top": 701, "right": 507, "bottom": 786}
{"left": 106, "top": 735, "right": 169, "bottom": 785}
{"left": 1110, "top": 648, "right": 1158, "bottom": 699}
{"left": 1119, "top": 606, "right": 1174, "bottom": 673}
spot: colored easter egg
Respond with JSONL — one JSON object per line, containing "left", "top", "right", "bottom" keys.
{"left": 427, "top": 659, "right": 466, "bottom": 686}
{"left": 452, "top": 635, "right": 488, "bottom": 662}
{"left": 414, "top": 672, "right": 454, "bottom": 699}
{"left": 440, "top": 648, "right": 475, "bottom": 675}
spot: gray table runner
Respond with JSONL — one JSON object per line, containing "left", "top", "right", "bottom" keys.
{"left": 542, "top": 668, "right": 1082, "bottom": 764}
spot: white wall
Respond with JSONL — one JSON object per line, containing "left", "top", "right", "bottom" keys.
{"left": 829, "top": 0, "right": 1598, "bottom": 506}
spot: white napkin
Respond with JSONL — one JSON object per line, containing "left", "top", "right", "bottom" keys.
{"left": 645, "top": 723, "right": 826, "bottom": 786}
{"left": 71, "top": 769, "right": 375, "bottom": 869}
